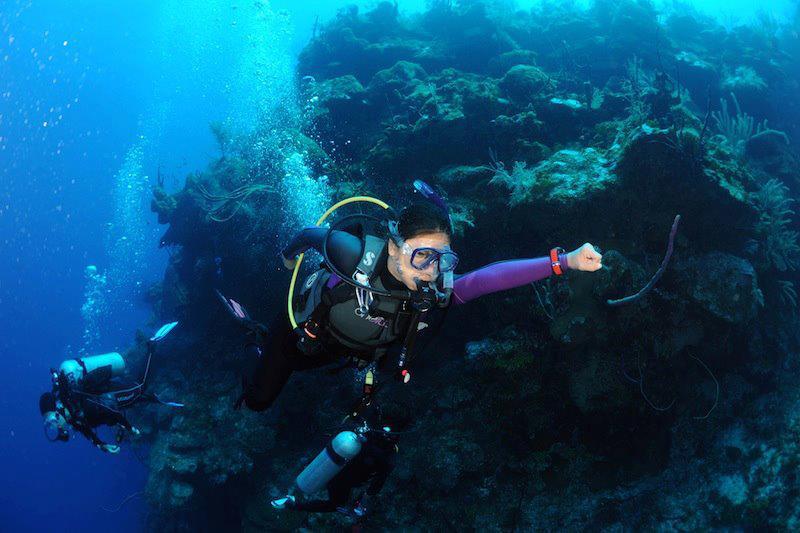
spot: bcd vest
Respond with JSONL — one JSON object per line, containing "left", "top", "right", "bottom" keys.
{"left": 294, "top": 236, "right": 414, "bottom": 357}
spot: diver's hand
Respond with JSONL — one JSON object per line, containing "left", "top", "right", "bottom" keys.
{"left": 350, "top": 493, "right": 371, "bottom": 517}
{"left": 280, "top": 252, "right": 298, "bottom": 270}
{"left": 336, "top": 501, "right": 367, "bottom": 518}
{"left": 270, "top": 495, "right": 296, "bottom": 510}
{"left": 353, "top": 501, "right": 367, "bottom": 517}
{"left": 567, "top": 243, "right": 603, "bottom": 272}
{"left": 100, "top": 444, "right": 120, "bottom": 454}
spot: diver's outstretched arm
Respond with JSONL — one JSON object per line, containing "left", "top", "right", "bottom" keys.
{"left": 451, "top": 244, "right": 603, "bottom": 305}
{"left": 451, "top": 255, "right": 569, "bottom": 305}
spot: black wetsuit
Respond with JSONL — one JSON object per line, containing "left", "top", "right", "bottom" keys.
{"left": 58, "top": 368, "right": 157, "bottom": 447}
{"left": 241, "top": 224, "right": 433, "bottom": 412}
{"left": 68, "top": 392, "right": 134, "bottom": 446}
{"left": 294, "top": 433, "right": 398, "bottom": 513}
{"left": 242, "top": 221, "right": 561, "bottom": 411}
{"left": 242, "top": 264, "right": 411, "bottom": 411}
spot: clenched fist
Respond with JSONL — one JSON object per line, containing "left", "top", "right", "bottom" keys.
{"left": 567, "top": 243, "right": 603, "bottom": 272}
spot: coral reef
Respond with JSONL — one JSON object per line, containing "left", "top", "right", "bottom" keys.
{"left": 128, "top": 1, "right": 800, "bottom": 530}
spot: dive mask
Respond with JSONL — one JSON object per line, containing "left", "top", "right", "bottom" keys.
{"left": 387, "top": 219, "right": 459, "bottom": 273}
{"left": 401, "top": 242, "right": 459, "bottom": 273}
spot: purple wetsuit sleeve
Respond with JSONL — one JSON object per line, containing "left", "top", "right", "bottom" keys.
{"left": 452, "top": 254, "right": 569, "bottom": 305}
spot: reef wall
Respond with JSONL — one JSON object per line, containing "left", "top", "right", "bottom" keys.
{"left": 130, "top": 1, "right": 800, "bottom": 530}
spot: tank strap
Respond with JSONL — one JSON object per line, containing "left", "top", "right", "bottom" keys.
{"left": 325, "top": 441, "right": 349, "bottom": 466}
{"left": 74, "top": 358, "right": 88, "bottom": 378}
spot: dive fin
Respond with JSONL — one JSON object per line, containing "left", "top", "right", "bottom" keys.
{"left": 216, "top": 290, "right": 250, "bottom": 320}
{"left": 154, "top": 393, "right": 184, "bottom": 408}
{"left": 150, "top": 321, "right": 179, "bottom": 342}
{"left": 230, "top": 299, "right": 247, "bottom": 320}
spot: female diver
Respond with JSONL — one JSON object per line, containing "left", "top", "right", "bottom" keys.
{"left": 228, "top": 183, "right": 603, "bottom": 412}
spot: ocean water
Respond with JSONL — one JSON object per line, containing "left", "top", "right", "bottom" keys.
{"left": 1, "top": 0, "right": 798, "bottom": 531}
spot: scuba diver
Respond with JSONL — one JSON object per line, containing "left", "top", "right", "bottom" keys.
{"left": 39, "top": 322, "right": 182, "bottom": 453}
{"left": 270, "top": 403, "right": 412, "bottom": 518}
{"left": 224, "top": 181, "right": 603, "bottom": 414}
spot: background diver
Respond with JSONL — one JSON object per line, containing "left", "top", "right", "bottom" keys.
{"left": 222, "top": 181, "right": 603, "bottom": 414}
{"left": 270, "top": 403, "right": 412, "bottom": 519}
{"left": 39, "top": 322, "right": 182, "bottom": 453}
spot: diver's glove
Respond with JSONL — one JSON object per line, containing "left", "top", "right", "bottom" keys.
{"left": 353, "top": 502, "right": 367, "bottom": 517}
{"left": 279, "top": 252, "right": 298, "bottom": 270}
{"left": 99, "top": 444, "right": 120, "bottom": 454}
{"left": 117, "top": 426, "right": 141, "bottom": 442}
{"left": 270, "top": 495, "right": 296, "bottom": 510}
{"left": 295, "top": 320, "right": 324, "bottom": 356}
{"left": 354, "top": 493, "right": 371, "bottom": 517}
{"left": 336, "top": 501, "right": 367, "bottom": 518}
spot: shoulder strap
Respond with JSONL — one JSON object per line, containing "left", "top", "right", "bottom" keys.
{"left": 75, "top": 358, "right": 88, "bottom": 378}
{"left": 352, "top": 236, "right": 388, "bottom": 315}
{"left": 355, "top": 235, "right": 387, "bottom": 280}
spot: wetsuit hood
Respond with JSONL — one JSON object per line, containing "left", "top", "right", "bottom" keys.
{"left": 39, "top": 392, "right": 56, "bottom": 415}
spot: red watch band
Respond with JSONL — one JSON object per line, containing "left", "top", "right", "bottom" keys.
{"left": 550, "top": 247, "right": 565, "bottom": 276}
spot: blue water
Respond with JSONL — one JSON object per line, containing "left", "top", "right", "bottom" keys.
{"left": 0, "top": 0, "right": 795, "bottom": 531}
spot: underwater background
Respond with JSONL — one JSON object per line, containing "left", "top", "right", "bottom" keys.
{"left": 2, "top": 0, "right": 800, "bottom": 531}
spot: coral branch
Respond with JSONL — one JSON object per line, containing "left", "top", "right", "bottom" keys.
{"left": 690, "top": 354, "right": 719, "bottom": 420}
{"left": 637, "top": 353, "right": 676, "bottom": 412}
{"left": 196, "top": 183, "right": 275, "bottom": 223}
{"left": 102, "top": 491, "right": 144, "bottom": 513}
{"left": 607, "top": 214, "right": 681, "bottom": 306}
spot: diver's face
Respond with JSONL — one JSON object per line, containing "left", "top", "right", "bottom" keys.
{"left": 387, "top": 231, "right": 452, "bottom": 290}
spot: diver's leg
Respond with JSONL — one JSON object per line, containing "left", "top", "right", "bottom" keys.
{"left": 292, "top": 498, "right": 338, "bottom": 513}
{"left": 133, "top": 392, "right": 159, "bottom": 404}
{"left": 293, "top": 486, "right": 350, "bottom": 513}
{"left": 242, "top": 347, "right": 291, "bottom": 411}
{"left": 241, "top": 312, "right": 338, "bottom": 411}
{"left": 241, "top": 316, "right": 298, "bottom": 411}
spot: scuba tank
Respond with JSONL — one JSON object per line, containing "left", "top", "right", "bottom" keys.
{"left": 58, "top": 353, "right": 125, "bottom": 387}
{"left": 295, "top": 430, "right": 364, "bottom": 495}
